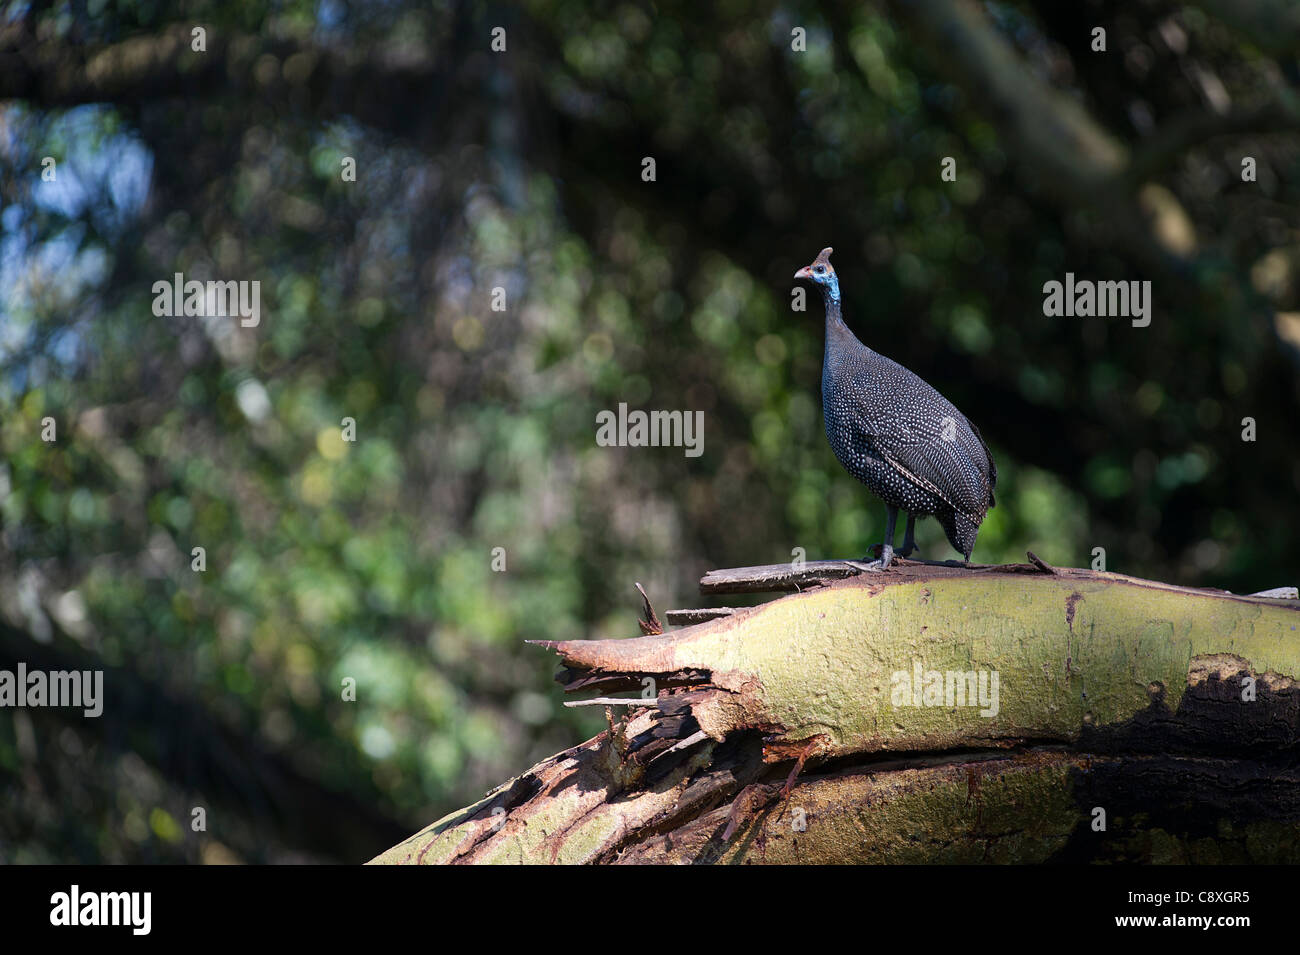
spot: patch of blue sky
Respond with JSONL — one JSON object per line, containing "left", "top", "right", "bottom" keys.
{"left": 2, "top": 105, "right": 148, "bottom": 382}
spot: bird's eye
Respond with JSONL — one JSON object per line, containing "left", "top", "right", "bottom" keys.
{"left": 814, "top": 266, "right": 825, "bottom": 274}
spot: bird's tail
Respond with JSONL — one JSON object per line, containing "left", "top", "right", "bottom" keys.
{"left": 941, "top": 509, "right": 982, "bottom": 561}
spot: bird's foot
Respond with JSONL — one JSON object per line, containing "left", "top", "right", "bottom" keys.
{"left": 843, "top": 544, "right": 894, "bottom": 573}
{"left": 897, "top": 543, "right": 920, "bottom": 559}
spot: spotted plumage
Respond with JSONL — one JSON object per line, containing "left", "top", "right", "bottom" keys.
{"left": 795, "top": 247, "right": 997, "bottom": 567}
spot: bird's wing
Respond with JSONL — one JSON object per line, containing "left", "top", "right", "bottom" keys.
{"left": 856, "top": 407, "right": 994, "bottom": 523}
{"left": 969, "top": 420, "right": 997, "bottom": 507}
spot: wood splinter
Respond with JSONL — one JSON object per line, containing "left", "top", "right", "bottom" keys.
{"left": 1026, "top": 550, "right": 1060, "bottom": 575}
{"left": 636, "top": 582, "right": 664, "bottom": 635}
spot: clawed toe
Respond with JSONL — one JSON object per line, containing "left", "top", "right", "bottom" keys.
{"left": 843, "top": 557, "right": 891, "bottom": 573}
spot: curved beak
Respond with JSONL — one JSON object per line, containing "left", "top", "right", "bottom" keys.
{"left": 794, "top": 265, "right": 813, "bottom": 280}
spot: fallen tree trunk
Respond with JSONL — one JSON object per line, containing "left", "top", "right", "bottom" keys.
{"left": 370, "top": 559, "right": 1300, "bottom": 864}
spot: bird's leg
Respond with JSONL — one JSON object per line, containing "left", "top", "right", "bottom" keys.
{"left": 877, "top": 505, "right": 897, "bottom": 566}
{"left": 845, "top": 505, "right": 897, "bottom": 572}
{"left": 897, "top": 513, "right": 919, "bottom": 558}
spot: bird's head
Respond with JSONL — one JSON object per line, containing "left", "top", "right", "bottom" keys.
{"left": 794, "top": 247, "right": 839, "bottom": 301}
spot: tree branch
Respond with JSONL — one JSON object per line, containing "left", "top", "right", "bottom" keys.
{"left": 371, "top": 561, "right": 1300, "bottom": 864}
{"left": 0, "top": 22, "right": 458, "bottom": 143}
{"left": 1126, "top": 99, "right": 1300, "bottom": 184}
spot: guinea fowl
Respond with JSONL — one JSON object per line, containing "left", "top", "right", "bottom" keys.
{"left": 794, "top": 247, "right": 997, "bottom": 568}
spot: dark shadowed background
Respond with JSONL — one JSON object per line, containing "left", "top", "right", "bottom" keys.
{"left": 1, "top": 0, "right": 1298, "bottom": 862}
